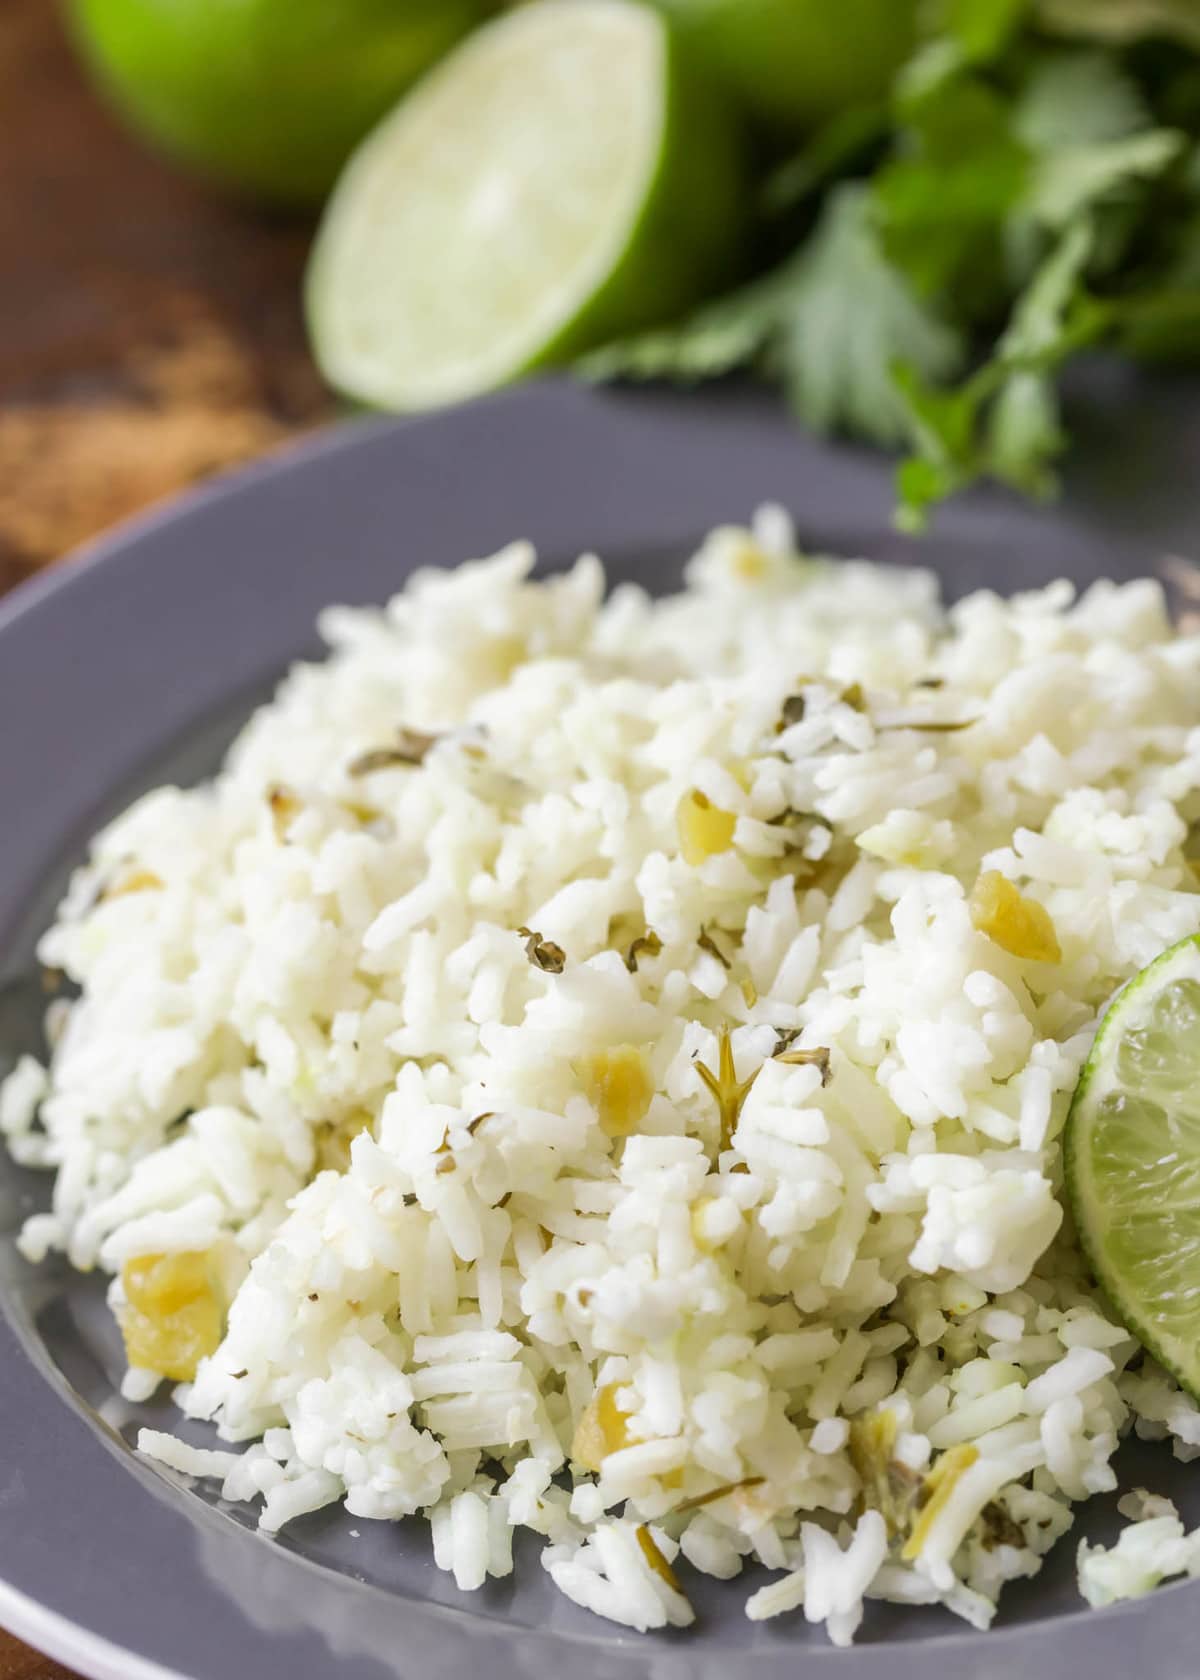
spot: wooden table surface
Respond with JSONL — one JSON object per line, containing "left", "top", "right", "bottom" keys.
{"left": 0, "top": 0, "right": 334, "bottom": 598}
{"left": 0, "top": 2, "right": 333, "bottom": 1673}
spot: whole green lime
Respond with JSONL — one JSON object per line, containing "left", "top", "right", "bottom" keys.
{"left": 646, "top": 0, "right": 919, "bottom": 134}
{"left": 66, "top": 0, "right": 493, "bottom": 206}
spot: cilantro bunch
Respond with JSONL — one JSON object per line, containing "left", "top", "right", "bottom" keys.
{"left": 585, "top": 0, "right": 1200, "bottom": 528}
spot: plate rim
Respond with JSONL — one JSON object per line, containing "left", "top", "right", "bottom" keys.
{"left": 0, "top": 1576, "right": 183, "bottom": 1680}
{"left": 0, "top": 412, "right": 400, "bottom": 640}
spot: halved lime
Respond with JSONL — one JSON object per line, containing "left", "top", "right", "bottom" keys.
{"left": 1065, "top": 933, "right": 1200, "bottom": 1397}
{"left": 306, "top": 0, "right": 744, "bottom": 412}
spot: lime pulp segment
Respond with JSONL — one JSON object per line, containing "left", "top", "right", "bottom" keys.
{"left": 1066, "top": 933, "right": 1200, "bottom": 1397}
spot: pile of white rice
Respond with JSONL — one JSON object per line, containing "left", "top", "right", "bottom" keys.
{"left": 6, "top": 510, "right": 1200, "bottom": 1643}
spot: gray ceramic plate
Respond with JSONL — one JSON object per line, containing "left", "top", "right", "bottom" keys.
{"left": 2, "top": 378, "right": 1200, "bottom": 1680}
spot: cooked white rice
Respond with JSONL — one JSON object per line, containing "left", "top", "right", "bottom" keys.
{"left": 7, "top": 509, "right": 1200, "bottom": 1641}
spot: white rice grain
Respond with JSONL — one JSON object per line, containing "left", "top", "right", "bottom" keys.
{"left": 9, "top": 521, "right": 1200, "bottom": 1647}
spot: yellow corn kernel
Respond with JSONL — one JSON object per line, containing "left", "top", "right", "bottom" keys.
{"left": 104, "top": 867, "right": 164, "bottom": 899}
{"left": 484, "top": 634, "right": 526, "bottom": 683}
{"left": 731, "top": 538, "right": 769, "bottom": 582}
{"left": 902, "top": 1445, "right": 979, "bottom": 1561}
{"left": 119, "top": 1251, "right": 223, "bottom": 1382}
{"left": 690, "top": 1197, "right": 716, "bottom": 1253}
{"left": 580, "top": 1045, "right": 653, "bottom": 1138}
{"left": 969, "top": 871, "right": 1061, "bottom": 963}
{"left": 571, "top": 1383, "right": 631, "bottom": 1471}
{"left": 660, "top": 1466, "right": 685, "bottom": 1491}
{"left": 677, "top": 790, "right": 737, "bottom": 867}
{"left": 636, "top": 1525, "right": 683, "bottom": 1592}
{"left": 690, "top": 1195, "right": 741, "bottom": 1254}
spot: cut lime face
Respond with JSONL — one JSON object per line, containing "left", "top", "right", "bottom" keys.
{"left": 307, "top": 0, "right": 743, "bottom": 411}
{"left": 1066, "top": 933, "right": 1200, "bottom": 1396}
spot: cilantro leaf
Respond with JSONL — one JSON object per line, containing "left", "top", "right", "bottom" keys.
{"left": 1015, "top": 51, "right": 1150, "bottom": 148}
{"left": 1004, "top": 50, "right": 1185, "bottom": 290}
{"left": 986, "top": 372, "right": 1064, "bottom": 493}
{"left": 895, "top": 0, "right": 1028, "bottom": 100}
{"left": 582, "top": 0, "right": 1199, "bottom": 530}
{"left": 577, "top": 266, "right": 793, "bottom": 386}
{"left": 999, "top": 217, "right": 1103, "bottom": 356}
{"left": 1036, "top": 0, "right": 1200, "bottom": 50}
{"left": 1026, "top": 128, "right": 1185, "bottom": 227}
{"left": 581, "top": 186, "right": 963, "bottom": 451}
{"left": 892, "top": 220, "right": 1106, "bottom": 528}
{"left": 943, "top": 0, "right": 1030, "bottom": 61}
{"left": 875, "top": 77, "right": 1030, "bottom": 299}
{"left": 772, "top": 185, "right": 964, "bottom": 446}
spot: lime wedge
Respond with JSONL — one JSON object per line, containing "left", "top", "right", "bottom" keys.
{"left": 1066, "top": 933, "right": 1200, "bottom": 1396}
{"left": 306, "top": 0, "right": 744, "bottom": 411}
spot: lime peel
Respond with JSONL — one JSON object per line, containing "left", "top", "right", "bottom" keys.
{"left": 308, "top": 0, "right": 744, "bottom": 411}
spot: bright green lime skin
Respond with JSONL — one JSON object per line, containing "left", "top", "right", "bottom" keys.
{"left": 66, "top": 0, "right": 492, "bottom": 206}
{"left": 1065, "top": 933, "right": 1200, "bottom": 1400}
{"left": 306, "top": 13, "right": 747, "bottom": 408}
{"left": 647, "top": 0, "right": 919, "bottom": 134}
